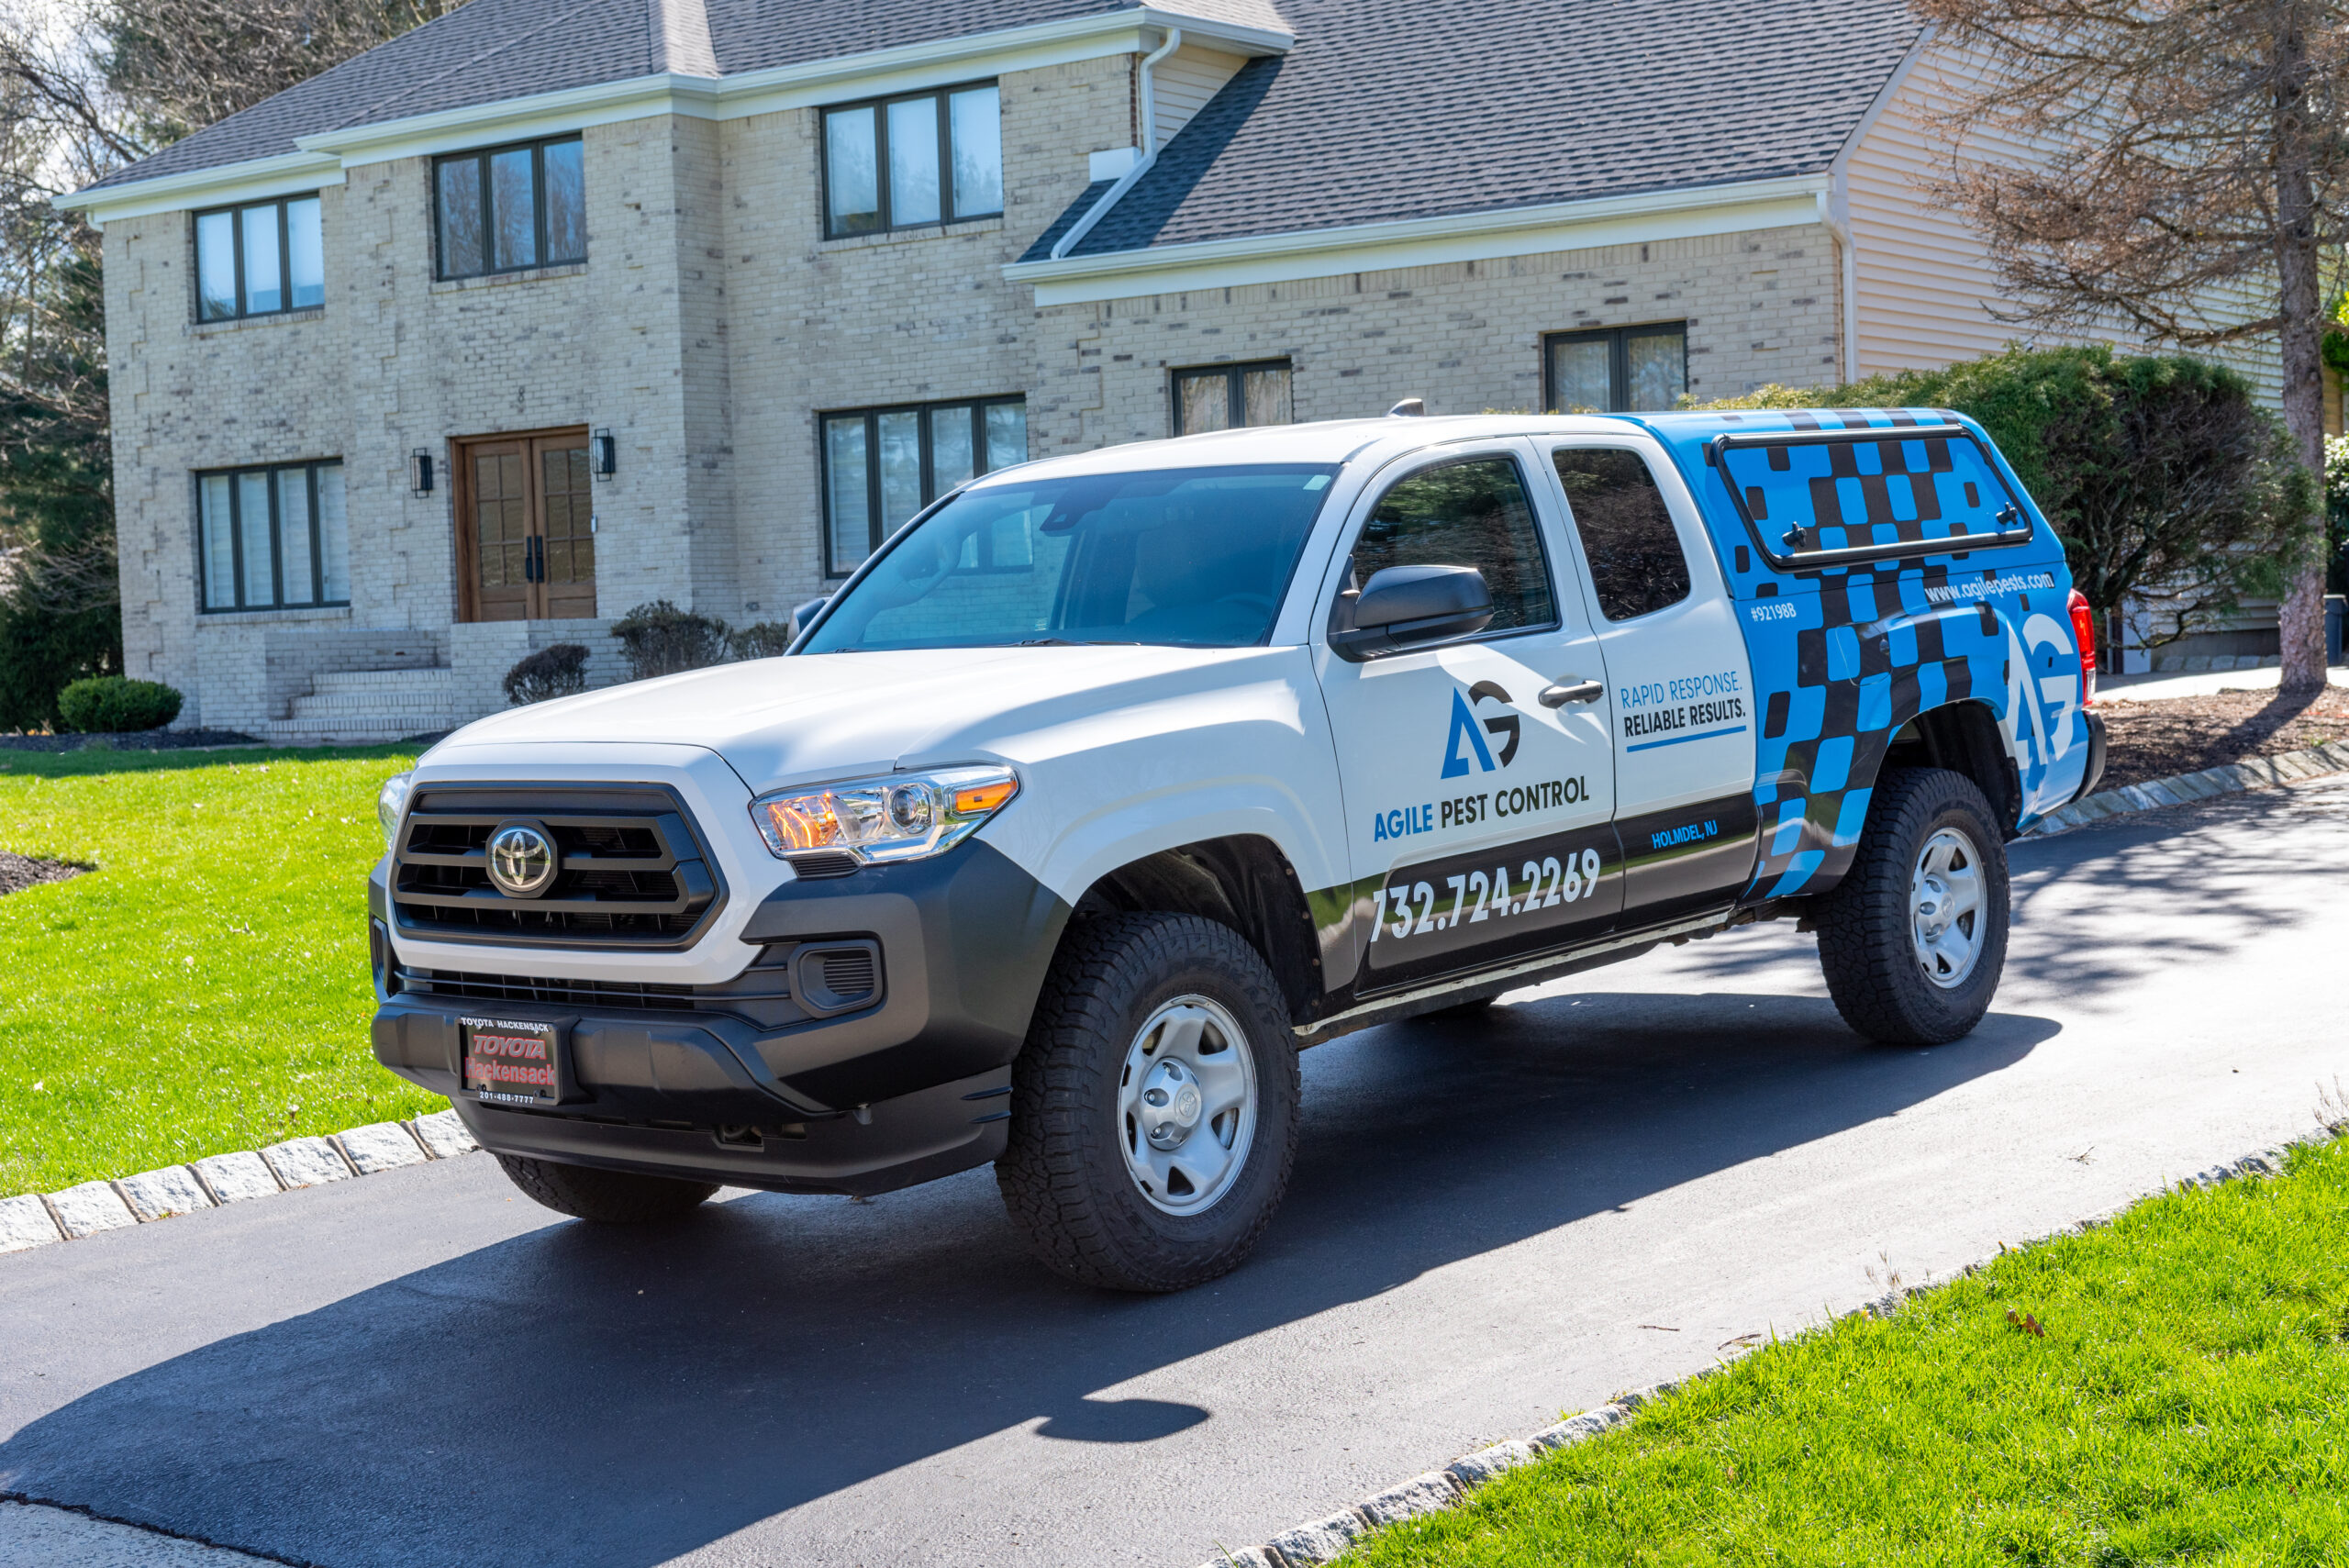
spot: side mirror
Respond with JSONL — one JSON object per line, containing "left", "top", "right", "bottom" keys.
{"left": 789, "top": 595, "right": 830, "bottom": 639}
{"left": 1329, "top": 564, "right": 1493, "bottom": 660}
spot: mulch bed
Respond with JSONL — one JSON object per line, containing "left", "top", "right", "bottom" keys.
{"left": 0, "top": 851, "right": 83, "bottom": 896}
{"left": 0, "top": 728, "right": 260, "bottom": 753}
{"left": 2095, "top": 688, "right": 2349, "bottom": 792}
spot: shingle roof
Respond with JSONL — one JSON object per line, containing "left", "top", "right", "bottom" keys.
{"left": 83, "top": 0, "right": 1293, "bottom": 192}
{"left": 1045, "top": 0, "right": 1921, "bottom": 258}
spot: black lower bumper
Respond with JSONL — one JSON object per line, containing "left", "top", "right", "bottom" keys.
{"left": 452, "top": 1065, "right": 1011, "bottom": 1197}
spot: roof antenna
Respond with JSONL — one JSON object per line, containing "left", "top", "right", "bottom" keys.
{"left": 1386, "top": 396, "right": 1426, "bottom": 417}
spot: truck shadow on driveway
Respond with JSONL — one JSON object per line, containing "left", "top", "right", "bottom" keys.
{"left": 0, "top": 990, "right": 2051, "bottom": 1568}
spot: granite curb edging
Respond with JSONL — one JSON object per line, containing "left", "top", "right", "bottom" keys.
{"left": 2026, "top": 740, "right": 2349, "bottom": 836}
{"left": 1192, "top": 1116, "right": 2349, "bottom": 1568}
{"left": 0, "top": 1110, "right": 478, "bottom": 1254}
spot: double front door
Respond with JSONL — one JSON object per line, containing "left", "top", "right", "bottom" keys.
{"left": 457, "top": 428, "right": 595, "bottom": 621}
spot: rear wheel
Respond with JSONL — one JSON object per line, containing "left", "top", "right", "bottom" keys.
{"left": 494, "top": 1153, "right": 718, "bottom": 1224}
{"left": 1814, "top": 766, "right": 2009, "bottom": 1047}
{"left": 997, "top": 912, "right": 1300, "bottom": 1292}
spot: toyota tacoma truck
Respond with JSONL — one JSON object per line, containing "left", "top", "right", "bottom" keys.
{"left": 370, "top": 408, "right": 2105, "bottom": 1291}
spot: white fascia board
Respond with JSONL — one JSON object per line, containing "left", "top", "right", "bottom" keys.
{"left": 56, "top": 150, "right": 344, "bottom": 220}
{"left": 1004, "top": 175, "right": 1833, "bottom": 306}
{"left": 57, "top": 6, "right": 1290, "bottom": 222}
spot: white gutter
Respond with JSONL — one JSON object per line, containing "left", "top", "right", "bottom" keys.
{"left": 1816, "top": 188, "right": 1861, "bottom": 384}
{"left": 1008, "top": 173, "right": 1833, "bottom": 306}
{"left": 59, "top": 6, "right": 1286, "bottom": 220}
{"left": 1051, "top": 26, "right": 1180, "bottom": 261}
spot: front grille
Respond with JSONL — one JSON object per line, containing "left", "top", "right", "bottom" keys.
{"left": 396, "top": 946, "right": 796, "bottom": 1029}
{"left": 390, "top": 785, "right": 724, "bottom": 949}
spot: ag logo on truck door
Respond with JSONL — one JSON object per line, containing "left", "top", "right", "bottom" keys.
{"left": 1442, "top": 682, "right": 1520, "bottom": 778}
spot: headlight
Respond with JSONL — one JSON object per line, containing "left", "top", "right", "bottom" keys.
{"left": 377, "top": 771, "right": 414, "bottom": 851}
{"left": 751, "top": 766, "right": 1019, "bottom": 865}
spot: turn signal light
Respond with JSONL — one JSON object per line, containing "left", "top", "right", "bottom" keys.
{"left": 953, "top": 778, "right": 1019, "bottom": 815}
{"left": 2067, "top": 588, "right": 2097, "bottom": 706}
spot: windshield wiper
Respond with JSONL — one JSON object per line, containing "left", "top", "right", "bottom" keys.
{"left": 1016, "top": 638, "right": 1140, "bottom": 647}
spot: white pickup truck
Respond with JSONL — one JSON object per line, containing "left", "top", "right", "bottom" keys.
{"left": 370, "top": 409, "right": 2103, "bottom": 1291}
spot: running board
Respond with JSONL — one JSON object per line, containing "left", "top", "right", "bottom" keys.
{"left": 1294, "top": 907, "right": 1739, "bottom": 1045}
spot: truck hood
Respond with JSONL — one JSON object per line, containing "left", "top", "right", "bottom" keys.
{"left": 427, "top": 644, "right": 1310, "bottom": 789}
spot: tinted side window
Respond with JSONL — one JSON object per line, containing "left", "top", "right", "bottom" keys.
{"left": 1353, "top": 457, "right": 1555, "bottom": 634}
{"left": 1553, "top": 448, "right": 1691, "bottom": 621}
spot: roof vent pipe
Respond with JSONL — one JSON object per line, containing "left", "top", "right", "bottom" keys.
{"left": 1051, "top": 27, "right": 1181, "bottom": 261}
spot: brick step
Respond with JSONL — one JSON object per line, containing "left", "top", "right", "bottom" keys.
{"left": 289, "top": 692, "right": 458, "bottom": 719}
{"left": 262, "top": 715, "right": 459, "bottom": 745}
{"left": 308, "top": 667, "right": 455, "bottom": 694}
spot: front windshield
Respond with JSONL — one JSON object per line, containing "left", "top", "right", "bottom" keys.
{"left": 801, "top": 463, "right": 1340, "bottom": 652}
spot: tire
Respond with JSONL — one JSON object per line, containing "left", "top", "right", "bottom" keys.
{"left": 1814, "top": 766, "right": 2010, "bottom": 1047}
{"left": 493, "top": 1152, "right": 718, "bottom": 1224}
{"left": 996, "top": 912, "right": 1301, "bottom": 1293}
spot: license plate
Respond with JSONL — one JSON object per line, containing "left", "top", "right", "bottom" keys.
{"left": 461, "top": 1016, "right": 569, "bottom": 1106}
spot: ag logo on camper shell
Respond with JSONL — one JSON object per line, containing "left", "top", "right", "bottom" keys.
{"left": 1442, "top": 681, "right": 1520, "bottom": 778}
{"left": 485, "top": 820, "right": 560, "bottom": 898}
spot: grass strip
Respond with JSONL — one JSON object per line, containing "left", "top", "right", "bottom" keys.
{"left": 0, "top": 744, "right": 434, "bottom": 1195}
{"left": 1344, "top": 1134, "right": 2349, "bottom": 1567}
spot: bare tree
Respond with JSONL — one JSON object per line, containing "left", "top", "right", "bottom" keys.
{"left": 1918, "top": 0, "right": 2349, "bottom": 692}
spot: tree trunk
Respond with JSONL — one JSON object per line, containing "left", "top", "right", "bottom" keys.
{"left": 2274, "top": 11, "right": 2331, "bottom": 695}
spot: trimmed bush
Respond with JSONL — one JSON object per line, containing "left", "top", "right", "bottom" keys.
{"left": 502, "top": 643, "right": 591, "bottom": 706}
{"left": 728, "top": 621, "right": 794, "bottom": 661}
{"left": 55, "top": 675, "right": 182, "bottom": 733}
{"left": 612, "top": 599, "right": 729, "bottom": 682}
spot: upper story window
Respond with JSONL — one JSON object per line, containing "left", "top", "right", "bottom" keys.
{"left": 195, "top": 195, "right": 323, "bottom": 320}
{"left": 1173, "top": 360, "right": 1293, "bottom": 435}
{"left": 1543, "top": 324, "right": 1687, "bottom": 413}
{"left": 435, "top": 136, "right": 585, "bottom": 280}
{"left": 823, "top": 83, "right": 1002, "bottom": 238}
{"left": 198, "top": 459, "right": 349, "bottom": 612}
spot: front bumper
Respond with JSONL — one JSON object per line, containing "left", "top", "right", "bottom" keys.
{"left": 370, "top": 837, "right": 1070, "bottom": 1196}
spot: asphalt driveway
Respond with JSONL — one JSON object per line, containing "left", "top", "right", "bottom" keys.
{"left": 5, "top": 780, "right": 2345, "bottom": 1568}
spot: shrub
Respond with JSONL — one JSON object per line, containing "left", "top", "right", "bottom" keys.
{"left": 612, "top": 599, "right": 731, "bottom": 682}
{"left": 728, "top": 621, "right": 794, "bottom": 661}
{"left": 55, "top": 675, "right": 182, "bottom": 733}
{"left": 1693, "top": 345, "right": 2317, "bottom": 661}
{"left": 501, "top": 643, "right": 591, "bottom": 706}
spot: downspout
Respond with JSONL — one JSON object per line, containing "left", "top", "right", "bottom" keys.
{"left": 1816, "top": 187, "right": 1861, "bottom": 384}
{"left": 1051, "top": 26, "right": 1181, "bottom": 261}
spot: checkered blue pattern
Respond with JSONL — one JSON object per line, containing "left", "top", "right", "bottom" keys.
{"left": 1627, "top": 408, "right": 2095, "bottom": 899}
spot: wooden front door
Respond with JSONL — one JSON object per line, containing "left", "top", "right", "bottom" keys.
{"left": 457, "top": 429, "right": 596, "bottom": 621}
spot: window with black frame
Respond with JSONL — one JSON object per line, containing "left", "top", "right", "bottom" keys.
{"left": 195, "top": 195, "right": 323, "bottom": 320}
{"left": 1350, "top": 457, "right": 1557, "bottom": 634}
{"left": 822, "top": 397, "right": 1027, "bottom": 574}
{"left": 1550, "top": 447, "right": 1691, "bottom": 620}
{"left": 197, "top": 460, "right": 350, "bottom": 612}
{"left": 1172, "top": 360, "right": 1292, "bottom": 435}
{"left": 823, "top": 83, "right": 1002, "bottom": 238}
{"left": 1542, "top": 323, "right": 1687, "bottom": 412}
{"left": 434, "top": 136, "right": 585, "bottom": 279}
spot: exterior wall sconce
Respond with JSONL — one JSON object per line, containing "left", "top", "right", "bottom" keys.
{"left": 410, "top": 449, "right": 435, "bottom": 495}
{"left": 592, "top": 428, "right": 616, "bottom": 480}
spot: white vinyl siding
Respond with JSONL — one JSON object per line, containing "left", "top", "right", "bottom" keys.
{"left": 1151, "top": 45, "right": 1250, "bottom": 149}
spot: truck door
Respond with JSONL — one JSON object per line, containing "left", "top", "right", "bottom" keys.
{"left": 1537, "top": 436, "right": 1760, "bottom": 922}
{"left": 1316, "top": 441, "right": 1621, "bottom": 993}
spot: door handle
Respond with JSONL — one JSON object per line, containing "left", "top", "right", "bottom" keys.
{"left": 1540, "top": 678, "right": 1605, "bottom": 708}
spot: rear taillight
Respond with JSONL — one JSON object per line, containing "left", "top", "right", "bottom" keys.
{"left": 2067, "top": 588, "right": 2097, "bottom": 706}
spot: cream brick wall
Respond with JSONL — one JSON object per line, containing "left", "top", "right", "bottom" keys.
{"left": 101, "top": 50, "right": 1845, "bottom": 736}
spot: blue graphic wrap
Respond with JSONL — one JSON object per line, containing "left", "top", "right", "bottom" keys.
{"left": 1623, "top": 407, "right": 2096, "bottom": 899}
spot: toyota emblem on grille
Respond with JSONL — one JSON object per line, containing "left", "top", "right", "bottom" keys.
{"left": 485, "top": 821, "right": 559, "bottom": 898}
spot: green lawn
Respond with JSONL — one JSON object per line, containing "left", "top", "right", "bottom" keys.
{"left": 1346, "top": 1136, "right": 2349, "bottom": 1567}
{"left": 0, "top": 743, "right": 437, "bottom": 1196}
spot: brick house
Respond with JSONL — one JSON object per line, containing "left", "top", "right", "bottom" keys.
{"left": 64, "top": 0, "right": 2176, "bottom": 740}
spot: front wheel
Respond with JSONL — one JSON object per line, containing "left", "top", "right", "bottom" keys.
{"left": 996, "top": 912, "right": 1300, "bottom": 1292}
{"left": 494, "top": 1153, "right": 718, "bottom": 1224}
{"left": 1814, "top": 766, "right": 2010, "bottom": 1047}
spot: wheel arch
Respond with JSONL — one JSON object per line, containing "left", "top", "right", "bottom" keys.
{"left": 1883, "top": 700, "right": 2022, "bottom": 839}
{"left": 1071, "top": 835, "right": 1324, "bottom": 1023}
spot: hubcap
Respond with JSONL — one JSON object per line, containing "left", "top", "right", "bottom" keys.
{"left": 1117, "top": 995, "right": 1257, "bottom": 1216}
{"left": 1909, "top": 826, "right": 1986, "bottom": 990}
